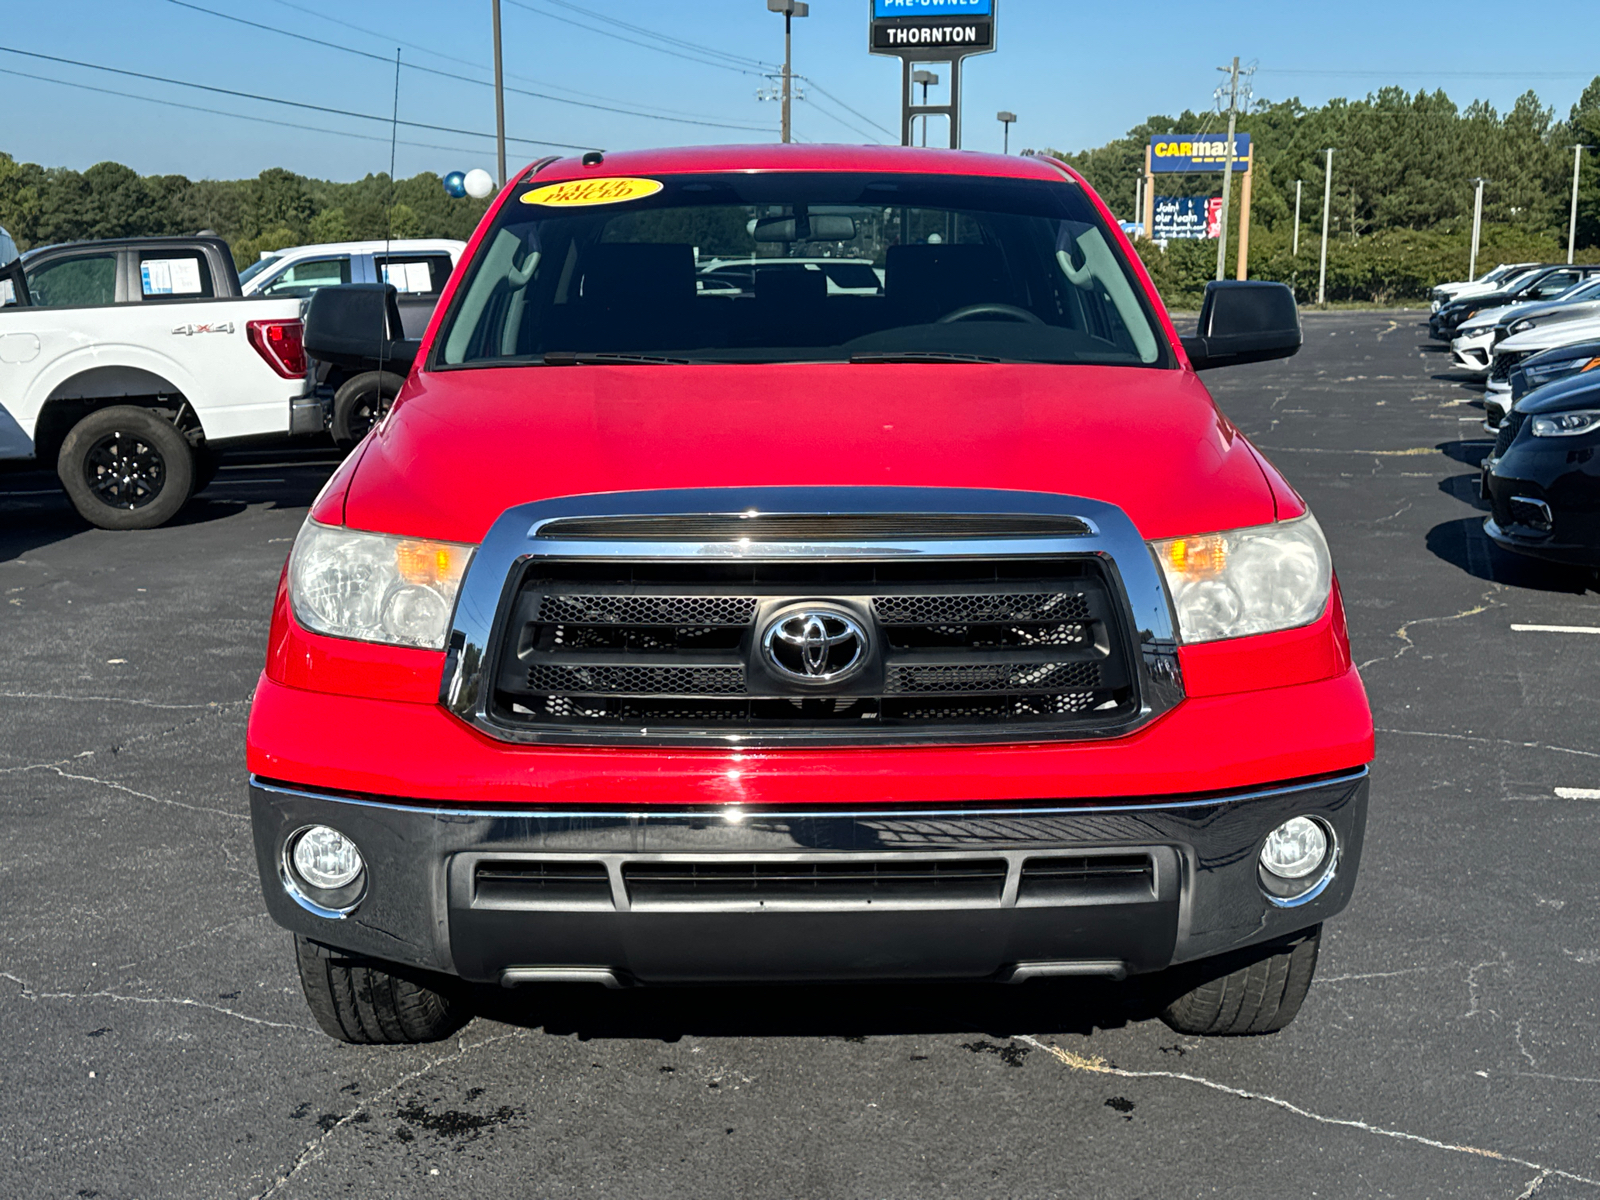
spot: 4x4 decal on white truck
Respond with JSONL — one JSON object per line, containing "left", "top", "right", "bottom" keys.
{"left": 171, "top": 321, "right": 235, "bottom": 336}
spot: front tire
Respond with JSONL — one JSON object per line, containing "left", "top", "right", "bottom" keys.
{"left": 1158, "top": 926, "right": 1321, "bottom": 1036}
{"left": 57, "top": 405, "right": 193, "bottom": 530}
{"left": 294, "top": 936, "right": 468, "bottom": 1044}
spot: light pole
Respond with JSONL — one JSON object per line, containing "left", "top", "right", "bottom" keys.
{"left": 997, "top": 110, "right": 1016, "bottom": 155}
{"left": 1214, "top": 56, "right": 1241, "bottom": 282}
{"left": 1292, "top": 180, "right": 1302, "bottom": 257}
{"left": 491, "top": 0, "right": 506, "bottom": 186}
{"left": 1317, "top": 148, "right": 1333, "bottom": 307}
{"left": 1469, "top": 177, "right": 1487, "bottom": 282}
{"left": 766, "top": 0, "right": 808, "bottom": 144}
{"left": 1570, "top": 145, "right": 1592, "bottom": 265}
{"left": 912, "top": 70, "right": 938, "bottom": 147}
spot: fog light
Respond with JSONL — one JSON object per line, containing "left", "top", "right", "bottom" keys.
{"left": 291, "top": 826, "right": 364, "bottom": 890}
{"left": 1260, "top": 817, "right": 1328, "bottom": 880}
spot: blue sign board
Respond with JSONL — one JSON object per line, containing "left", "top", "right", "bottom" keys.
{"left": 1149, "top": 133, "right": 1251, "bottom": 173}
{"left": 874, "top": 0, "right": 991, "bottom": 14}
{"left": 1152, "top": 196, "right": 1221, "bottom": 240}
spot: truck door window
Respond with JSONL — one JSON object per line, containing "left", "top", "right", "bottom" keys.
{"left": 138, "top": 252, "right": 214, "bottom": 301}
{"left": 259, "top": 257, "right": 352, "bottom": 298}
{"left": 27, "top": 253, "right": 118, "bottom": 307}
{"left": 377, "top": 254, "right": 453, "bottom": 295}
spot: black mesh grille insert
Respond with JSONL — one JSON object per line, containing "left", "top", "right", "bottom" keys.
{"left": 526, "top": 664, "right": 748, "bottom": 696}
{"left": 874, "top": 592, "right": 1092, "bottom": 624}
{"left": 1493, "top": 409, "right": 1526, "bottom": 458}
{"left": 886, "top": 661, "right": 1101, "bottom": 694}
{"left": 539, "top": 595, "right": 756, "bottom": 626}
{"left": 623, "top": 858, "right": 1007, "bottom": 906}
{"left": 1490, "top": 351, "right": 1525, "bottom": 381}
{"left": 493, "top": 555, "right": 1135, "bottom": 742}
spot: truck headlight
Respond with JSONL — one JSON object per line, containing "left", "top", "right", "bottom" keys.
{"left": 288, "top": 519, "right": 474, "bottom": 649}
{"left": 1530, "top": 410, "right": 1600, "bottom": 438}
{"left": 1150, "top": 515, "right": 1333, "bottom": 644}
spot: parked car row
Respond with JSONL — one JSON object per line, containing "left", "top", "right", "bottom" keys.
{"left": 1426, "top": 262, "right": 1600, "bottom": 568}
{"left": 0, "top": 234, "right": 463, "bottom": 529}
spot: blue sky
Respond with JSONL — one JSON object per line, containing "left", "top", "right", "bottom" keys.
{"left": 2, "top": 0, "right": 1597, "bottom": 182}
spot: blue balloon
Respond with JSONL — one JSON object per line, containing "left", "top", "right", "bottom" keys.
{"left": 442, "top": 171, "right": 467, "bottom": 199}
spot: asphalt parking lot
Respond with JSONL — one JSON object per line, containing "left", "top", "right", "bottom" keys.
{"left": 3, "top": 310, "right": 1599, "bottom": 1199}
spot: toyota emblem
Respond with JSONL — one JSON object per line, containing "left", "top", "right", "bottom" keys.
{"left": 761, "top": 608, "right": 868, "bottom": 683}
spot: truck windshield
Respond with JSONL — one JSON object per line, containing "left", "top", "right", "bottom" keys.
{"left": 435, "top": 172, "right": 1167, "bottom": 368}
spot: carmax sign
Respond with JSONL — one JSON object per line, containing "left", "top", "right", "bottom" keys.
{"left": 1149, "top": 133, "right": 1252, "bottom": 173}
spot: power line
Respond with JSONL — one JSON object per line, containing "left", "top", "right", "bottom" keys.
{"left": 163, "top": 0, "right": 771, "bottom": 132}
{"left": 0, "top": 44, "right": 593, "bottom": 150}
{"left": 537, "top": 0, "right": 777, "bottom": 72}
{"left": 795, "top": 76, "right": 896, "bottom": 140}
{"left": 795, "top": 94, "right": 885, "bottom": 144}
{"left": 0, "top": 63, "right": 485, "bottom": 157}
{"left": 503, "top": 0, "right": 770, "bottom": 78}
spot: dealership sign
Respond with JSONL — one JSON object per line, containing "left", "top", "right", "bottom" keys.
{"left": 1149, "top": 133, "right": 1252, "bottom": 173}
{"left": 1153, "top": 196, "right": 1222, "bottom": 240}
{"left": 870, "top": 0, "right": 995, "bottom": 53}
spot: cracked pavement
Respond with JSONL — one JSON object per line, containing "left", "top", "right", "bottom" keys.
{"left": 3, "top": 312, "right": 1599, "bottom": 1198}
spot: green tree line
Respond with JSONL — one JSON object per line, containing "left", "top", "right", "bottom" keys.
{"left": 1050, "top": 78, "right": 1600, "bottom": 304}
{"left": 0, "top": 155, "right": 492, "bottom": 269}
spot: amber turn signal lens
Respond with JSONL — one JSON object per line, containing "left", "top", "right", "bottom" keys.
{"left": 1164, "top": 535, "right": 1228, "bottom": 578}
{"left": 1581, "top": 357, "right": 1600, "bottom": 374}
{"left": 396, "top": 541, "right": 462, "bottom": 586}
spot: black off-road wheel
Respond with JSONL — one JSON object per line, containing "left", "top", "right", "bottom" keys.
{"left": 294, "top": 936, "right": 469, "bottom": 1044}
{"left": 1158, "top": 926, "right": 1321, "bottom": 1037}
{"left": 331, "top": 370, "right": 405, "bottom": 447}
{"left": 57, "top": 405, "right": 194, "bottom": 531}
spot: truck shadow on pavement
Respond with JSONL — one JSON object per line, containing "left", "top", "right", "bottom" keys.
{"left": 467, "top": 976, "right": 1161, "bottom": 1043}
{"left": 0, "top": 448, "right": 341, "bottom": 562}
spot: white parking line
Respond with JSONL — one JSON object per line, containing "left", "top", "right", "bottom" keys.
{"left": 1511, "top": 625, "right": 1600, "bottom": 635}
{"left": 1555, "top": 788, "right": 1600, "bottom": 800}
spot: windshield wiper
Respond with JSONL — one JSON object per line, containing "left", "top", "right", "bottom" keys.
{"left": 849, "top": 351, "right": 1007, "bottom": 364}
{"left": 541, "top": 351, "right": 693, "bottom": 366}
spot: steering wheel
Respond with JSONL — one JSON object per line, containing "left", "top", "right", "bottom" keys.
{"left": 936, "top": 303, "right": 1045, "bottom": 325}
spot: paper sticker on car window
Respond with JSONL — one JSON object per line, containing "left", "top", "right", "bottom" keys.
{"left": 521, "top": 178, "right": 664, "bottom": 208}
{"left": 141, "top": 258, "right": 203, "bottom": 295}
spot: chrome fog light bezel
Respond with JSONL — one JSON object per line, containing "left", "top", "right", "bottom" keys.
{"left": 1258, "top": 816, "right": 1338, "bottom": 907}
{"left": 281, "top": 825, "right": 368, "bottom": 918}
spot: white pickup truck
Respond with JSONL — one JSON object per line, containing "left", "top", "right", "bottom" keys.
{"left": 0, "top": 235, "right": 318, "bottom": 530}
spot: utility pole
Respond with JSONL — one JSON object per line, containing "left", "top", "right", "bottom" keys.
{"left": 1318, "top": 148, "right": 1334, "bottom": 307}
{"left": 767, "top": 0, "right": 808, "bottom": 144}
{"left": 492, "top": 0, "right": 506, "bottom": 186}
{"left": 997, "top": 111, "right": 1016, "bottom": 154}
{"left": 1292, "top": 180, "right": 1302, "bottom": 256}
{"left": 912, "top": 71, "right": 938, "bottom": 146}
{"left": 1570, "top": 145, "right": 1591, "bottom": 265}
{"left": 1469, "top": 177, "right": 1487, "bottom": 281}
{"left": 1214, "top": 56, "right": 1241, "bottom": 282}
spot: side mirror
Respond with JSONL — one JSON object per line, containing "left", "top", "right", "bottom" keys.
{"left": 1181, "top": 280, "right": 1301, "bottom": 371}
{"left": 303, "top": 284, "right": 420, "bottom": 373}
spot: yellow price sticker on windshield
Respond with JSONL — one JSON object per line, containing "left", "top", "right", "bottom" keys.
{"left": 521, "top": 177, "right": 664, "bottom": 207}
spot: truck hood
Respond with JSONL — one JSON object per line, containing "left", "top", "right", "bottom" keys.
{"left": 341, "top": 363, "right": 1280, "bottom": 545}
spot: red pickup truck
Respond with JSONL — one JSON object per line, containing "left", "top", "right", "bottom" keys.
{"left": 247, "top": 145, "right": 1373, "bottom": 1044}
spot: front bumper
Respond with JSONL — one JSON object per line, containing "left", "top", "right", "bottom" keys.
{"left": 251, "top": 770, "right": 1369, "bottom": 986}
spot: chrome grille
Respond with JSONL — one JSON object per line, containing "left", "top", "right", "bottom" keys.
{"left": 491, "top": 557, "right": 1134, "bottom": 741}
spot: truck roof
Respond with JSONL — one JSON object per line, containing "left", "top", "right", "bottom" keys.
{"left": 521, "top": 143, "right": 1072, "bottom": 184}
